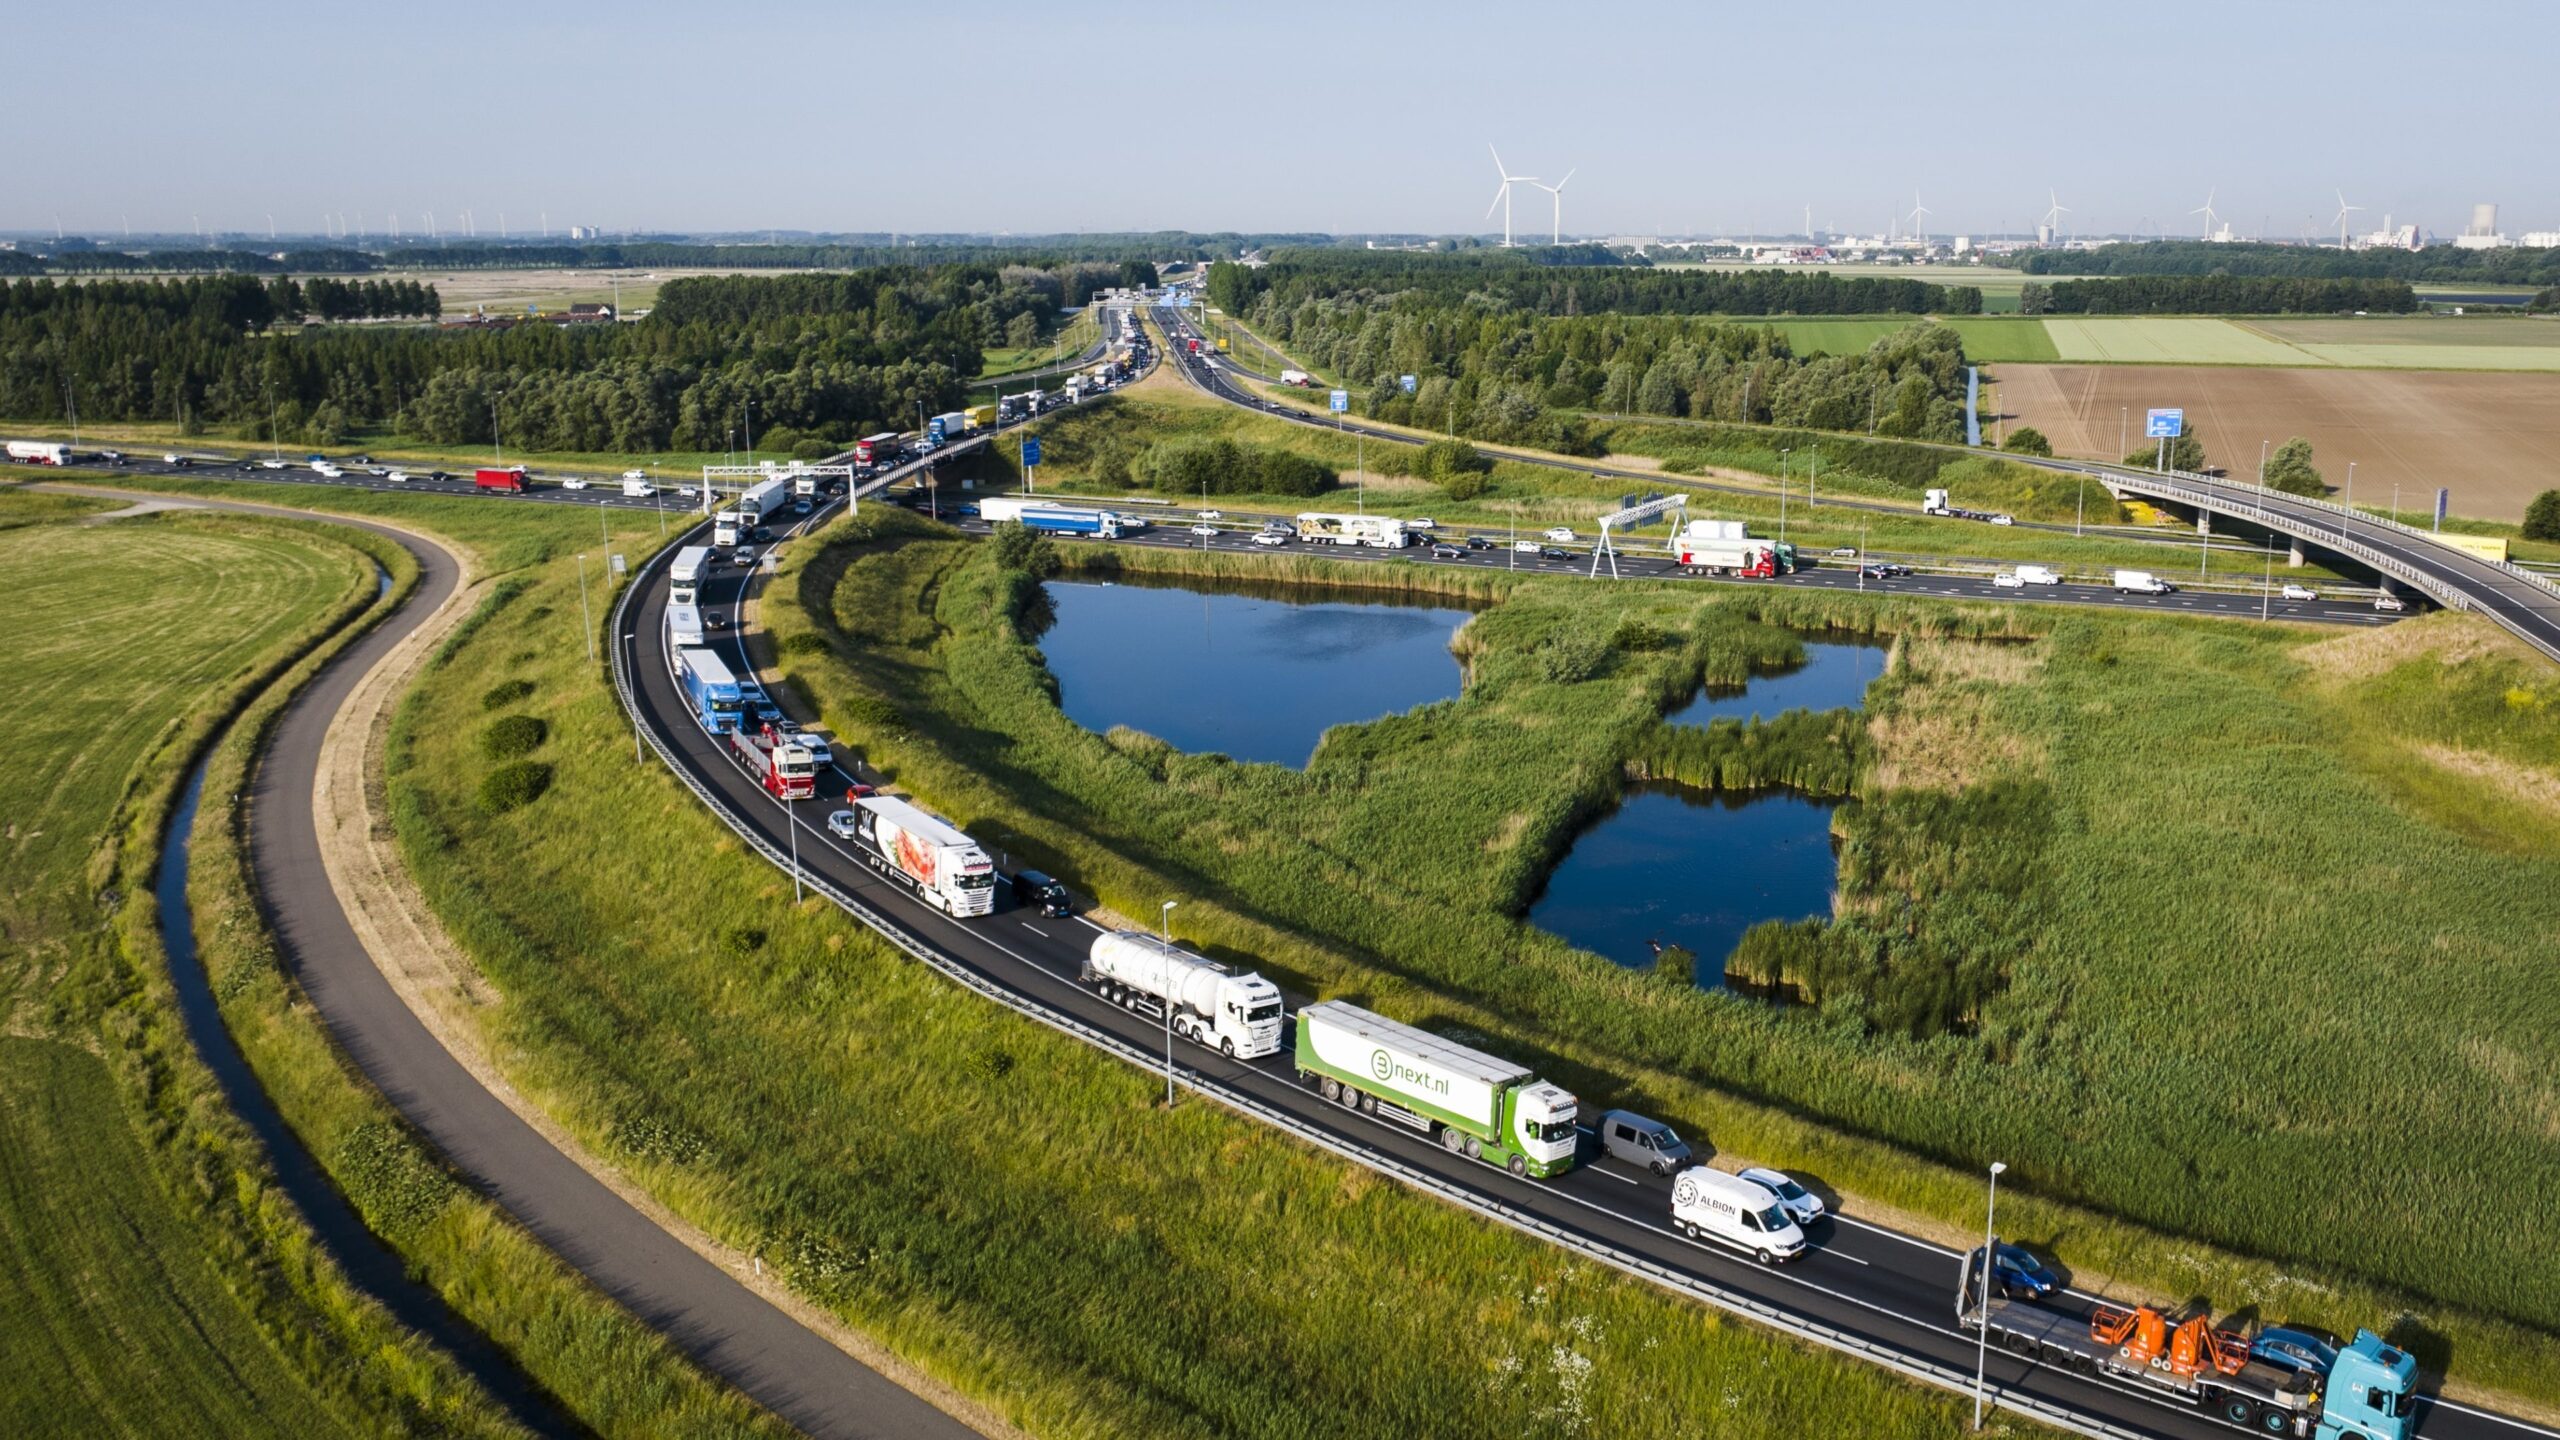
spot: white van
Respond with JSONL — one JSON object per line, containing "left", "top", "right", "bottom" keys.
{"left": 2015, "top": 564, "right": 2061, "bottom": 586}
{"left": 1670, "top": 1167, "right": 1807, "bottom": 1265}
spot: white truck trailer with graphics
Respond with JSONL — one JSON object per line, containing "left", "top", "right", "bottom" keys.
{"left": 843, "top": 796, "right": 996, "bottom": 916}
{"left": 1293, "top": 1001, "right": 1579, "bottom": 1178}
{"left": 1295, "top": 512, "right": 1410, "bottom": 548}
{"left": 1082, "top": 932, "right": 1284, "bottom": 1059}
{"left": 669, "top": 545, "right": 712, "bottom": 605}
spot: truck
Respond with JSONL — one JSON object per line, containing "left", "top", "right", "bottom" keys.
{"left": 728, "top": 723, "right": 817, "bottom": 800}
{"left": 1187, "top": 337, "right": 1202, "bottom": 354}
{"left": 1923, "top": 487, "right": 2010, "bottom": 524}
{"left": 929, "top": 411, "right": 973, "bottom": 444}
{"left": 1081, "top": 931, "right": 1284, "bottom": 1059}
{"left": 790, "top": 467, "right": 820, "bottom": 497}
{"left": 713, "top": 510, "right": 743, "bottom": 547}
{"left": 1672, "top": 520, "right": 1781, "bottom": 577}
{"left": 841, "top": 796, "right": 995, "bottom": 916}
{"left": 975, "top": 498, "right": 1135, "bottom": 538}
{"left": 6, "top": 440, "right": 72, "bottom": 465}
{"left": 1279, "top": 369, "right": 1315, "bottom": 388}
{"left": 675, "top": 648, "right": 745, "bottom": 734}
{"left": 855, "top": 432, "right": 904, "bottom": 466}
{"left": 1294, "top": 1001, "right": 1580, "bottom": 1178}
{"left": 669, "top": 545, "right": 711, "bottom": 604}
{"left": 622, "top": 470, "right": 655, "bottom": 497}
{"left": 738, "top": 477, "right": 788, "bottom": 524}
{"left": 666, "top": 601, "right": 705, "bottom": 650}
{"left": 2015, "top": 564, "right": 2061, "bottom": 586}
{"left": 1923, "top": 488, "right": 1953, "bottom": 516}
{"left": 1957, "top": 1251, "right": 2416, "bottom": 1438}
{"left": 1295, "top": 512, "right": 1410, "bottom": 548}
{"left": 963, "top": 403, "right": 997, "bottom": 431}
{"left": 474, "top": 466, "right": 529, "bottom": 492}
{"left": 2112, "top": 569, "right": 2175, "bottom": 595}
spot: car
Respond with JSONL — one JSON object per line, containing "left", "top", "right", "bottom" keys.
{"left": 1544, "top": 526, "right": 1577, "bottom": 543}
{"left": 237, "top": 460, "right": 259, "bottom": 472}
{"left": 1539, "top": 546, "right": 1569, "bottom": 561}
{"left": 560, "top": 477, "right": 589, "bottom": 490}
{"left": 1992, "top": 570, "right": 2026, "bottom": 589}
{"left": 259, "top": 459, "right": 288, "bottom": 469}
{"left": 1261, "top": 519, "right": 1293, "bottom": 534}
{"left": 170, "top": 456, "right": 195, "bottom": 468}
{"left": 385, "top": 469, "right": 411, "bottom": 483}
{"left": 1595, "top": 1110, "right": 1694, "bottom": 1175}
{"left": 677, "top": 486, "right": 699, "bottom": 499}
{"left": 2249, "top": 1327, "right": 2341, "bottom": 1377}
{"left": 1988, "top": 513, "right": 2015, "bottom": 526}
{"left": 1970, "top": 1242, "right": 2061, "bottom": 1299}
{"left": 162, "top": 452, "right": 184, "bottom": 464}
{"left": 1465, "top": 535, "right": 1495, "bottom": 550}
{"left": 1736, "top": 1167, "right": 1827, "bottom": 1228}
{"left": 349, "top": 454, "right": 373, "bottom": 465}
{"left": 427, "top": 470, "right": 453, "bottom": 483}
{"left": 1252, "top": 532, "right": 1290, "bottom": 547}
{"left": 732, "top": 547, "right": 757, "bottom": 566}
{"left": 1830, "top": 546, "right": 1860, "bottom": 558}
{"left": 826, "top": 809, "right": 860, "bottom": 841}
{"left": 2281, "top": 583, "right": 2320, "bottom": 602}
{"left": 2373, "top": 593, "right": 2407, "bottom": 612}
{"left": 1195, "top": 509, "right": 1224, "bottom": 520}
{"left": 1190, "top": 523, "right": 1221, "bottom": 537}
{"left": 784, "top": 730, "right": 832, "bottom": 766}
{"left": 365, "top": 465, "right": 391, "bottom": 477}
{"left": 1011, "top": 869, "right": 1074, "bottom": 918}
{"left": 751, "top": 525, "right": 773, "bottom": 542}
{"left": 792, "top": 499, "right": 811, "bottom": 515}
{"left": 1407, "top": 517, "right": 1437, "bottom": 530}
{"left": 1429, "top": 543, "right": 1464, "bottom": 559}
{"left": 1859, "top": 564, "right": 1894, "bottom": 580}
{"left": 705, "top": 611, "right": 729, "bottom": 629}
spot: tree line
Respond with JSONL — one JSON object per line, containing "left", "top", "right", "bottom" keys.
{"left": 2020, "top": 274, "right": 2417, "bottom": 314}
{"left": 0, "top": 265, "right": 1057, "bottom": 453}
{"left": 2004, "top": 239, "right": 2560, "bottom": 288}
{"left": 1209, "top": 251, "right": 1981, "bottom": 319}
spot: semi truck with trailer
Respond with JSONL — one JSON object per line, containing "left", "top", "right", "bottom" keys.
{"left": 669, "top": 545, "right": 711, "bottom": 604}
{"left": 1957, "top": 1250, "right": 2416, "bottom": 1438}
{"left": 855, "top": 433, "right": 904, "bottom": 466}
{"left": 713, "top": 510, "right": 744, "bottom": 547}
{"left": 666, "top": 602, "right": 705, "bottom": 650}
{"left": 6, "top": 440, "right": 72, "bottom": 465}
{"left": 963, "top": 404, "right": 997, "bottom": 430}
{"left": 841, "top": 796, "right": 995, "bottom": 916}
{"left": 738, "top": 477, "right": 788, "bottom": 524}
{"left": 474, "top": 466, "right": 529, "bottom": 492}
{"left": 728, "top": 724, "right": 817, "bottom": 800}
{"left": 1293, "top": 1001, "right": 1579, "bottom": 1178}
{"left": 976, "top": 498, "right": 1139, "bottom": 539}
{"left": 1081, "top": 932, "right": 1284, "bottom": 1060}
{"left": 928, "top": 411, "right": 973, "bottom": 443}
{"left": 675, "top": 648, "right": 746, "bottom": 734}
{"left": 1295, "top": 513, "right": 1410, "bottom": 548}
{"left": 791, "top": 467, "right": 820, "bottom": 497}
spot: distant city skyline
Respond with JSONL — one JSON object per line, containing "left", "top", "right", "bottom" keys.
{"left": 9, "top": 0, "right": 2552, "bottom": 241}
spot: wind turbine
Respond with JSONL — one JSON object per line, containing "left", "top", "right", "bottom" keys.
{"left": 1483, "top": 144, "right": 1538, "bottom": 247}
{"left": 1905, "top": 191, "right": 1932, "bottom": 242}
{"left": 2041, "top": 189, "right": 2070, "bottom": 242}
{"left": 1529, "top": 169, "right": 1575, "bottom": 245}
{"left": 2331, "top": 190, "right": 2364, "bottom": 248}
{"left": 2191, "top": 188, "right": 2220, "bottom": 240}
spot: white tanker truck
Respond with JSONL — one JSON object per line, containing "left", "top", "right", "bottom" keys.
{"left": 1081, "top": 931, "right": 1284, "bottom": 1059}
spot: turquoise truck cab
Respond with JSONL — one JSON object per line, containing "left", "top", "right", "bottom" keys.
{"left": 2317, "top": 1330, "right": 2416, "bottom": 1440}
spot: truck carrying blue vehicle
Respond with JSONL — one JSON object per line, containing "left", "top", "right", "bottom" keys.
{"left": 976, "top": 496, "right": 1143, "bottom": 539}
{"left": 1957, "top": 1245, "right": 2415, "bottom": 1437}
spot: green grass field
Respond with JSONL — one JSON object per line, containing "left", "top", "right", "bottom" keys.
{"left": 762, "top": 520, "right": 2560, "bottom": 1409}
{"left": 362, "top": 497, "right": 2055, "bottom": 1438}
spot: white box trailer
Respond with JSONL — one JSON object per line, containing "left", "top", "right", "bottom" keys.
{"left": 1293, "top": 1001, "right": 1579, "bottom": 1178}
{"left": 738, "top": 477, "right": 789, "bottom": 524}
{"left": 1083, "top": 932, "right": 1283, "bottom": 1058}
{"left": 845, "top": 796, "right": 995, "bottom": 916}
{"left": 669, "top": 545, "right": 712, "bottom": 604}
{"left": 665, "top": 601, "right": 705, "bottom": 650}
{"left": 1296, "top": 512, "right": 1409, "bottom": 548}
{"left": 6, "top": 440, "right": 71, "bottom": 465}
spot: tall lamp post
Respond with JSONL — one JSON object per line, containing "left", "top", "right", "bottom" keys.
{"left": 1158, "top": 901, "right": 1180, "bottom": 1106}
{"left": 1973, "top": 1160, "right": 2008, "bottom": 1430}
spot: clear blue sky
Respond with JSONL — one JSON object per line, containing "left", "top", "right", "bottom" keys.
{"left": 14, "top": 0, "right": 2553, "bottom": 241}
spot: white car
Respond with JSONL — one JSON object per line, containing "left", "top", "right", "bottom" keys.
{"left": 2281, "top": 583, "right": 2320, "bottom": 602}
{"left": 785, "top": 730, "right": 832, "bottom": 767}
{"left": 1988, "top": 513, "right": 2016, "bottom": 526}
{"left": 1737, "top": 1167, "right": 1827, "bottom": 1229}
{"left": 1544, "top": 527, "right": 1577, "bottom": 543}
{"left": 2373, "top": 593, "right": 2407, "bottom": 612}
{"left": 560, "top": 477, "right": 589, "bottom": 490}
{"left": 677, "top": 486, "right": 699, "bottom": 499}
{"left": 1195, "top": 509, "right": 1223, "bottom": 520}
{"left": 260, "top": 459, "right": 288, "bottom": 469}
{"left": 1830, "top": 546, "right": 1860, "bottom": 558}
{"left": 1992, "top": 571, "right": 2026, "bottom": 589}
{"left": 310, "top": 461, "right": 344, "bottom": 478}
{"left": 1190, "top": 523, "right": 1220, "bottom": 537}
{"left": 162, "top": 452, "right": 182, "bottom": 464}
{"left": 385, "top": 469, "right": 411, "bottom": 483}
{"left": 1251, "top": 532, "right": 1290, "bottom": 547}
{"left": 1407, "top": 517, "right": 1437, "bottom": 530}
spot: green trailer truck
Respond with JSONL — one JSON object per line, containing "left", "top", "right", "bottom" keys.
{"left": 1294, "top": 1001, "right": 1579, "bottom": 1178}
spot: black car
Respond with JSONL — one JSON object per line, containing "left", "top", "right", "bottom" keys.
{"left": 705, "top": 612, "right": 730, "bottom": 629}
{"left": 237, "top": 460, "right": 258, "bottom": 472}
{"left": 1465, "top": 535, "right": 1495, "bottom": 550}
{"left": 1859, "top": 564, "right": 1894, "bottom": 580}
{"left": 427, "top": 470, "right": 453, "bottom": 482}
{"left": 1539, "top": 546, "right": 1569, "bottom": 560}
{"left": 1430, "top": 543, "right": 1464, "bottom": 559}
{"left": 1012, "top": 870, "right": 1073, "bottom": 917}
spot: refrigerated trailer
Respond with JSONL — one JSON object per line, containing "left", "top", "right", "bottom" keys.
{"left": 1081, "top": 931, "right": 1283, "bottom": 1059}
{"left": 976, "top": 498, "right": 1137, "bottom": 538}
{"left": 1295, "top": 513, "right": 1409, "bottom": 548}
{"left": 842, "top": 796, "right": 995, "bottom": 916}
{"left": 1294, "top": 1001, "right": 1578, "bottom": 1178}
{"left": 738, "top": 477, "right": 788, "bottom": 524}
{"left": 675, "top": 648, "right": 745, "bottom": 734}
{"left": 669, "top": 545, "right": 711, "bottom": 604}
{"left": 666, "top": 602, "right": 705, "bottom": 650}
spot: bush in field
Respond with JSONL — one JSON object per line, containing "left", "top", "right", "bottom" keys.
{"left": 479, "top": 714, "right": 547, "bottom": 760}
{"left": 2001, "top": 427, "right": 2052, "bottom": 457}
{"left": 475, "top": 760, "right": 553, "bottom": 814}
{"left": 988, "top": 521, "right": 1061, "bottom": 579}
{"left": 2524, "top": 489, "right": 2560, "bottom": 541}
{"left": 2124, "top": 426, "right": 2206, "bottom": 474}
{"left": 722, "top": 925, "right": 767, "bottom": 957}
{"left": 2263, "top": 437, "right": 2326, "bottom": 498}
{"left": 1133, "top": 437, "right": 1336, "bottom": 497}
{"left": 1611, "top": 619, "right": 1677, "bottom": 652}
{"left": 1537, "top": 631, "right": 1609, "bottom": 684}
{"left": 480, "top": 677, "right": 535, "bottom": 710}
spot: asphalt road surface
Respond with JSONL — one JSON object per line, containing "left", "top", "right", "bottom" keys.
{"left": 632, "top": 507, "right": 2555, "bottom": 1440}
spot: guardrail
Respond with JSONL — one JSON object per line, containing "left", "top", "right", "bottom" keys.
{"left": 603, "top": 529, "right": 2157, "bottom": 1440}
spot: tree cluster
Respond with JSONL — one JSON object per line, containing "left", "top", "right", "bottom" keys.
{"left": 1209, "top": 251, "right": 1980, "bottom": 320}
{"left": 2004, "top": 239, "right": 2560, "bottom": 288}
{"left": 1131, "top": 437, "right": 1336, "bottom": 497}
{"left": 2022, "top": 275, "right": 2416, "bottom": 314}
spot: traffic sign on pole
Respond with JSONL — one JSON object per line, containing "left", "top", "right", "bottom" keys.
{"left": 1021, "top": 436, "right": 1042, "bottom": 467}
{"left": 1399, "top": 374, "right": 1417, "bottom": 395}
{"left": 2144, "top": 408, "right": 2185, "bottom": 439}
{"left": 1328, "top": 390, "right": 1349, "bottom": 414}
{"left": 2435, "top": 487, "right": 2449, "bottom": 530}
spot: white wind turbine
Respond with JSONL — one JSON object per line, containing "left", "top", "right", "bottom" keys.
{"left": 1905, "top": 191, "right": 1932, "bottom": 241}
{"left": 2191, "top": 188, "right": 2221, "bottom": 239}
{"left": 1529, "top": 169, "right": 1576, "bottom": 245}
{"left": 2332, "top": 190, "right": 2364, "bottom": 248}
{"left": 2041, "top": 189, "right": 2071, "bottom": 242}
{"left": 1484, "top": 144, "right": 1538, "bottom": 248}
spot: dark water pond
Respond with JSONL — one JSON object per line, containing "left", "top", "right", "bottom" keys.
{"left": 1037, "top": 576, "right": 1473, "bottom": 767}
{"left": 1532, "top": 636, "right": 1887, "bottom": 985}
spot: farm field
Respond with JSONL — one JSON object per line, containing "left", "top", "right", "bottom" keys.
{"left": 771, "top": 522, "right": 2560, "bottom": 1406}
{"left": 1996, "top": 363, "right": 2560, "bottom": 522}
{"left": 2039, "top": 316, "right": 2313, "bottom": 366}
{"left": 377, "top": 264, "right": 786, "bottom": 315}
{"left": 1750, "top": 317, "right": 2060, "bottom": 363}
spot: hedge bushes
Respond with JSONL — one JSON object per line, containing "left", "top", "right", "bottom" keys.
{"left": 1133, "top": 437, "right": 1336, "bottom": 497}
{"left": 475, "top": 760, "right": 553, "bottom": 813}
{"left": 479, "top": 714, "right": 547, "bottom": 760}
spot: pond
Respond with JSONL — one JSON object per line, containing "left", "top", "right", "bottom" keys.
{"left": 1036, "top": 575, "right": 1475, "bottom": 767}
{"left": 1530, "top": 635, "right": 1888, "bottom": 987}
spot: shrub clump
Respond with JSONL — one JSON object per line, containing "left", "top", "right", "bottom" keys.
{"left": 1133, "top": 437, "right": 1336, "bottom": 497}
{"left": 479, "top": 713, "right": 548, "bottom": 760}
{"left": 332, "top": 1122, "right": 458, "bottom": 1241}
{"left": 1610, "top": 619, "right": 1676, "bottom": 652}
{"left": 475, "top": 760, "right": 554, "bottom": 813}
{"left": 1537, "top": 632, "right": 1609, "bottom": 684}
{"left": 481, "top": 677, "right": 536, "bottom": 711}
{"left": 722, "top": 925, "right": 768, "bottom": 957}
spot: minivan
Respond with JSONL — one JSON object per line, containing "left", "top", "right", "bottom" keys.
{"left": 1670, "top": 1167, "right": 1807, "bottom": 1265}
{"left": 1597, "top": 1110, "right": 1693, "bottom": 1175}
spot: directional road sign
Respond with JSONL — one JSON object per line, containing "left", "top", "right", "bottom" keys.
{"left": 1021, "top": 436, "right": 1042, "bottom": 466}
{"left": 2145, "top": 408, "right": 2185, "bottom": 439}
{"left": 1400, "top": 374, "right": 1418, "bottom": 395}
{"left": 1329, "top": 390, "right": 1350, "bottom": 414}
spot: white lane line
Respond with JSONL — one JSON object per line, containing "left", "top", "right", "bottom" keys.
{"left": 1588, "top": 1165, "right": 1640, "bottom": 1186}
{"left": 1019, "top": 923, "right": 1050, "bottom": 939}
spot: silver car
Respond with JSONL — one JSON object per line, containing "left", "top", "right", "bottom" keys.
{"left": 1597, "top": 1109, "right": 1693, "bottom": 1176}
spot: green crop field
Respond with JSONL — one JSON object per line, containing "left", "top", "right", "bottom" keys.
{"left": 761, "top": 517, "right": 2560, "bottom": 1410}
{"left": 2250, "top": 316, "right": 2560, "bottom": 348}
{"left": 2039, "top": 317, "right": 2313, "bottom": 365}
{"left": 361, "top": 497, "right": 2057, "bottom": 1439}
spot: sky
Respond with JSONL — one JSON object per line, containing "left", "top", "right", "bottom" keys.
{"left": 12, "top": 0, "right": 2555, "bottom": 242}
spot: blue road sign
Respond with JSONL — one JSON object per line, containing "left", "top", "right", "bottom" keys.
{"left": 1021, "top": 436, "right": 1042, "bottom": 467}
{"left": 2145, "top": 407, "right": 2185, "bottom": 439}
{"left": 1400, "top": 374, "right": 1418, "bottom": 395}
{"left": 1329, "top": 389, "right": 1350, "bottom": 414}
{"left": 2435, "top": 487, "right": 2449, "bottom": 527}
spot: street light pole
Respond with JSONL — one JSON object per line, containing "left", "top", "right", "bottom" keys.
{"left": 2341, "top": 461, "right": 2356, "bottom": 539}
{"left": 1778, "top": 449, "right": 1790, "bottom": 546}
{"left": 1158, "top": 901, "right": 1180, "bottom": 1106}
{"left": 576, "top": 554, "right": 594, "bottom": 662}
{"left": 1973, "top": 1160, "right": 2008, "bottom": 1430}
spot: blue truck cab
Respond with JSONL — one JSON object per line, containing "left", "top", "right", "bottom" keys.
{"left": 2317, "top": 1330, "right": 2416, "bottom": 1440}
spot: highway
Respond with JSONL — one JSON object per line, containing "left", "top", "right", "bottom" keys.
{"left": 621, "top": 489, "right": 2556, "bottom": 1440}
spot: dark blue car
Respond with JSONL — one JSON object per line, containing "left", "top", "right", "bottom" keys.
{"left": 1969, "top": 1242, "right": 2060, "bottom": 1300}
{"left": 2250, "top": 1326, "right": 2341, "bottom": 1376}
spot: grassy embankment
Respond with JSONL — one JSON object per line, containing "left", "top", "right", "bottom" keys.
{"left": 977, "top": 304, "right": 1105, "bottom": 380}
{"left": 37, "top": 473, "right": 800, "bottom": 1436}
{"left": 0, "top": 494, "right": 521, "bottom": 1437}
{"left": 358, "top": 490, "right": 2048, "bottom": 1437}
{"left": 761, "top": 507, "right": 2560, "bottom": 1411}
